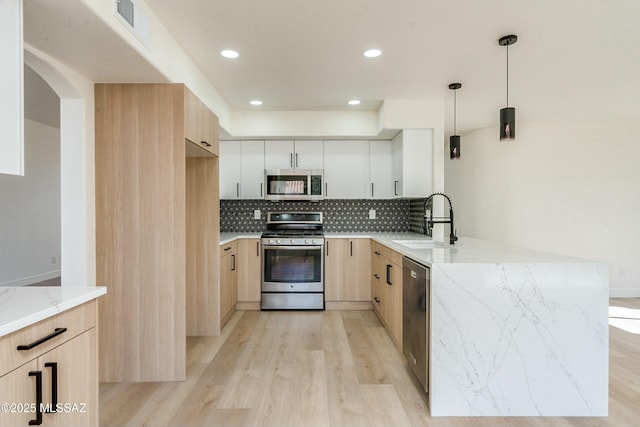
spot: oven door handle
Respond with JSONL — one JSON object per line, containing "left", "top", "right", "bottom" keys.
{"left": 263, "top": 245, "right": 323, "bottom": 251}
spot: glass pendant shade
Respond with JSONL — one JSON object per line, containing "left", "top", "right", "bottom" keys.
{"left": 450, "top": 135, "right": 461, "bottom": 159}
{"left": 500, "top": 107, "right": 516, "bottom": 140}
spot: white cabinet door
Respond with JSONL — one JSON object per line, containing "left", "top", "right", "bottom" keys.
{"left": 264, "top": 140, "right": 294, "bottom": 169}
{"left": 240, "top": 140, "right": 265, "bottom": 199}
{"left": 293, "top": 140, "right": 323, "bottom": 169}
{"left": 369, "top": 140, "right": 393, "bottom": 199}
{"left": 392, "top": 133, "right": 403, "bottom": 197}
{"left": 391, "top": 130, "right": 433, "bottom": 198}
{"left": 323, "top": 140, "right": 369, "bottom": 199}
{"left": 0, "top": 0, "right": 23, "bottom": 175}
{"left": 220, "top": 140, "right": 241, "bottom": 199}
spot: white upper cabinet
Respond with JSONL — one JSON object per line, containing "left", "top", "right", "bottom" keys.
{"left": 264, "top": 140, "right": 293, "bottom": 169}
{"left": 240, "top": 140, "right": 265, "bottom": 199}
{"left": 369, "top": 140, "right": 393, "bottom": 199}
{"left": 392, "top": 129, "right": 433, "bottom": 198}
{"left": 220, "top": 140, "right": 241, "bottom": 199}
{"left": 220, "top": 140, "right": 265, "bottom": 199}
{"left": 264, "top": 140, "right": 323, "bottom": 169}
{"left": 292, "top": 140, "right": 323, "bottom": 169}
{"left": 323, "top": 140, "right": 370, "bottom": 199}
{"left": 0, "top": 0, "right": 24, "bottom": 175}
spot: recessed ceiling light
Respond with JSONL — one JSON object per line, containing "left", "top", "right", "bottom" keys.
{"left": 363, "top": 49, "right": 382, "bottom": 58}
{"left": 250, "top": 100, "right": 263, "bottom": 106}
{"left": 220, "top": 49, "right": 239, "bottom": 59}
{"left": 348, "top": 100, "right": 361, "bottom": 105}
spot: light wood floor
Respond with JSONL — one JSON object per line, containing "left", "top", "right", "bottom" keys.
{"left": 100, "top": 299, "right": 640, "bottom": 427}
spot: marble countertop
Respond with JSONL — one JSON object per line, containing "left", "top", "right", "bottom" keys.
{"left": 221, "top": 231, "right": 590, "bottom": 266}
{"left": 0, "top": 286, "right": 107, "bottom": 337}
{"left": 220, "top": 232, "right": 261, "bottom": 245}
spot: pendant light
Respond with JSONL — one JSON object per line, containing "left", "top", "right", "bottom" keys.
{"left": 449, "top": 83, "right": 462, "bottom": 159}
{"left": 498, "top": 34, "right": 518, "bottom": 140}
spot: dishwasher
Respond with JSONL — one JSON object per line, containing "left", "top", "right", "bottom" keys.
{"left": 402, "top": 256, "right": 430, "bottom": 393}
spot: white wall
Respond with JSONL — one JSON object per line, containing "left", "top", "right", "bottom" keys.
{"left": 445, "top": 120, "right": 640, "bottom": 297}
{"left": 0, "top": 119, "right": 60, "bottom": 286}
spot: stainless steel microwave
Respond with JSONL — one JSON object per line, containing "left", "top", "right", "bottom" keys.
{"left": 264, "top": 169, "right": 324, "bottom": 201}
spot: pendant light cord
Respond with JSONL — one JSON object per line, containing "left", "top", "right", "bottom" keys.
{"left": 453, "top": 89, "right": 457, "bottom": 134}
{"left": 506, "top": 44, "right": 509, "bottom": 107}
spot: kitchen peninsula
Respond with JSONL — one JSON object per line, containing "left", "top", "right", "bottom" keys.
{"left": 379, "top": 236, "right": 608, "bottom": 417}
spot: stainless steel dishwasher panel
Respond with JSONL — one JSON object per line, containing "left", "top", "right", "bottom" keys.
{"left": 402, "top": 256, "right": 429, "bottom": 393}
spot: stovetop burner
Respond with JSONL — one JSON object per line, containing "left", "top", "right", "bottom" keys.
{"left": 261, "top": 229, "right": 324, "bottom": 238}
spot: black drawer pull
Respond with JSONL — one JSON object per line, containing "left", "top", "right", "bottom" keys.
{"left": 224, "top": 246, "right": 232, "bottom": 251}
{"left": 28, "top": 371, "right": 43, "bottom": 425}
{"left": 374, "top": 274, "right": 380, "bottom": 279}
{"left": 44, "top": 362, "right": 58, "bottom": 413}
{"left": 374, "top": 297, "right": 380, "bottom": 303}
{"left": 200, "top": 140, "right": 211, "bottom": 147}
{"left": 374, "top": 251, "right": 381, "bottom": 255}
{"left": 17, "top": 328, "right": 67, "bottom": 351}
{"left": 386, "top": 264, "right": 392, "bottom": 285}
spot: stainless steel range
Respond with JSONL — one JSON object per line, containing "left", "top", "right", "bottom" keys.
{"left": 261, "top": 212, "right": 324, "bottom": 310}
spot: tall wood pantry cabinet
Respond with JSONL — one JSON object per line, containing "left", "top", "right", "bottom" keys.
{"left": 95, "top": 83, "right": 220, "bottom": 382}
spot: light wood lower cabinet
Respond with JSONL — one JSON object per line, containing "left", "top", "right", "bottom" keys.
{"left": 325, "top": 238, "right": 371, "bottom": 305}
{"left": 0, "top": 301, "right": 98, "bottom": 427}
{"left": 237, "top": 239, "right": 261, "bottom": 305}
{"left": 220, "top": 241, "right": 238, "bottom": 326}
{"left": 371, "top": 241, "right": 403, "bottom": 350}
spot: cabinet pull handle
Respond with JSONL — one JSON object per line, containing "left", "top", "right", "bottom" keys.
{"left": 236, "top": 183, "right": 240, "bottom": 198}
{"left": 290, "top": 153, "right": 293, "bottom": 167}
{"left": 44, "top": 362, "right": 58, "bottom": 413}
{"left": 295, "top": 153, "right": 299, "bottom": 168}
{"left": 231, "top": 254, "right": 236, "bottom": 271}
{"left": 260, "top": 182, "right": 263, "bottom": 197}
{"left": 374, "top": 274, "right": 380, "bottom": 279}
{"left": 17, "top": 328, "right": 67, "bottom": 351}
{"left": 224, "top": 246, "right": 232, "bottom": 251}
{"left": 394, "top": 181, "right": 399, "bottom": 196}
{"left": 386, "top": 264, "right": 392, "bottom": 285}
{"left": 256, "top": 241, "right": 260, "bottom": 256}
{"left": 374, "top": 251, "right": 381, "bottom": 256}
{"left": 325, "top": 183, "right": 328, "bottom": 197}
{"left": 374, "top": 297, "right": 380, "bottom": 303}
{"left": 350, "top": 241, "right": 353, "bottom": 256}
{"left": 28, "top": 371, "right": 43, "bottom": 425}
{"left": 325, "top": 241, "right": 329, "bottom": 256}
{"left": 371, "top": 183, "right": 374, "bottom": 197}
{"left": 200, "top": 140, "right": 211, "bottom": 147}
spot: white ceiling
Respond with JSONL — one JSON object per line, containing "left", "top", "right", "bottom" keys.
{"left": 24, "top": 0, "right": 640, "bottom": 136}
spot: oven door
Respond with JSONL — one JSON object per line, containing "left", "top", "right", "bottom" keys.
{"left": 262, "top": 245, "right": 323, "bottom": 292}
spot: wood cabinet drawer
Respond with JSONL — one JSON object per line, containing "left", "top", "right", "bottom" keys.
{"left": 0, "top": 300, "right": 96, "bottom": 377}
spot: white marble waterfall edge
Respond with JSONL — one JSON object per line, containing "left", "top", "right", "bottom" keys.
{"left": 429, "top": 263, "right": 609, "bottom": 416}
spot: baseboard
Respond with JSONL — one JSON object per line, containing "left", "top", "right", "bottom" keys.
{"left": 0, "top": 270, "right": 61, "bottom": 287}
{"left": 609, "top": 288, "right": 640, "bottom": 298}
{"left": 325, "top": 301, "right": 373, "bottom": 311}
{"left": 235, "top": 302, "right": 260, "bottom": 310}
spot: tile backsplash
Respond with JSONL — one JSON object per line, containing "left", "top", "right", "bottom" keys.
{"left": 220, "top": 199, "right": 413, "bottom": 233}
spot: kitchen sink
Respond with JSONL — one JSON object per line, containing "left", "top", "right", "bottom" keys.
{"left": 392, "top": 239, "right": 444, "bottom": 249}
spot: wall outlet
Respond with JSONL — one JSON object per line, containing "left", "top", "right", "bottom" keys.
{"left": 253, "top": 209, "right": 261, "bottom": 220}
{"left": 369, "top": 209, "right": 376, "bottom": 219}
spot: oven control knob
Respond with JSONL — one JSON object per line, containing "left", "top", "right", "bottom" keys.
{"left": 276, "top": 239, "right": 281, "bottom": 244}
{"left": 290, "top": 239, "right": 295, "bottom": 244}
{"left": 305, "top": 239, "right": 310, "bottom": 244}
{"left": 269, "top": 239, "right": 275, "bottom": 244}
{"left": 312, "top": 239, "right": 318, "bottom": 244}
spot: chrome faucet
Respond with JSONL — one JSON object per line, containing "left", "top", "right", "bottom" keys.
{"left": 424, "top": 192, "right": 458, "bottom": 245}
